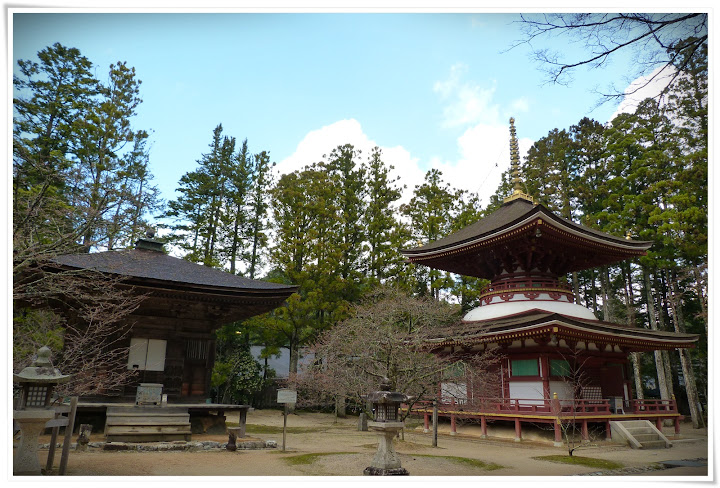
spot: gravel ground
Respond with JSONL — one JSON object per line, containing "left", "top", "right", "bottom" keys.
{"left": 13, "top": 409, "right": 709, "bottom": 479}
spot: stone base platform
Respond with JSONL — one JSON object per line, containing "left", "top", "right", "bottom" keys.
{"left": 363, "top": 466, "right": 409, "bottom": 476}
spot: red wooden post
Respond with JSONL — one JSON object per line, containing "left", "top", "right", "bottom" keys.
{"left": 674, "top": 416, "right": 681, "bottom": 435}
{"left": 656, "top": 417, "right": 663, "bottom": 432}
{"left": 605, "top": 420, "right": 612, "bottom": 440}
{"left": 554, "top": 420, "right": 562, "bottom": 446}
{"left": 480, "top": 416, "right": 487, "bottom": 438}
{"left": 581, "top": 419, "right": 588, "bottom": 440}
{"left": 514, "top": 418, "right": 522, "bottom": 442}
{"left": 450, "top": 398, "right": 457, "bottom": 435}
{"left": 423, "top": 412, "right": 430, "bottom": 433}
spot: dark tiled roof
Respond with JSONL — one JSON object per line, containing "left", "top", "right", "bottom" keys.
{"left": 402, "top": 199, "right": 652, "bottom": 256}
{"left": 427, "top": 309, "right": 698, "bottom": 347}
{"left": 52, "top": 249, "right": 297, "bottom": 294}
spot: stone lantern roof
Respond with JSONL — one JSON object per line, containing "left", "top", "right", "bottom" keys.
{"left": 367, "top": 390, "right": 408, "bottom": 404}
{"left": 14, "top": 346, "right": 71, "bottom": 384}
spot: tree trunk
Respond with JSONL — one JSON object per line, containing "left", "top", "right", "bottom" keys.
{"left": 572, "top": 271, "right": 580, "bottom": 306}
{"left": 630, "top": 352, "right": 644, "bottom": 400}
{"left": 692, "top": 266, "right": 708, "bottom": 335}
{"left": 665, "top": 269, "right": 703, "bottom": 429}
{"left": 335, "top": 396, "right": 346, "bottom": 419}
{"left": 642, "top": 268, "right": 670, "bottom": 401}
{"left": 600, "top": 266, "right": 611, "bottom": 321}
{"left": 623, "top": 264, "right": 643, "bottom": 400}
{"left": 287, "top": 335, "right": 299, "bottom": 415}
{"left": 656, "top": 277, "right": 676, "bottom": 398}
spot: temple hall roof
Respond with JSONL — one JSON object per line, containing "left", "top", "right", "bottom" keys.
{"left": 51, "top": 241, "right": 297, "bottom": 298}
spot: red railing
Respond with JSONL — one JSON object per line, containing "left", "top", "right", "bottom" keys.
{"left": 408, "top": 397, "right": 677, "bottom": 417}
{"left": 478, "top": 276, "right": 574, "bottom": 302}
{"left": 631, "top": 398, "right": 677, "bottom": 413}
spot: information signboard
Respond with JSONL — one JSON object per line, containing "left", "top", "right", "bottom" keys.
{"left": 277, "top": 389, "right": 297, "bottom": 404}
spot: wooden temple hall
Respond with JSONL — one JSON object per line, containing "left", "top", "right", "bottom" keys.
{"left": 48, "top": 237, "right": 297, "bottom": 441}
{"left": 401, "top": 118, "right": 699, "bottom": 444}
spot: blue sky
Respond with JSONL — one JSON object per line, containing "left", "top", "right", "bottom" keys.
{"left": 11, "top": 7, "right": 672, "bottom": 209}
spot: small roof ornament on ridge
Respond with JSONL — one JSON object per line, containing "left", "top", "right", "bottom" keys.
{"left": 135, "top": 229, "right": 165, "bottom": 252}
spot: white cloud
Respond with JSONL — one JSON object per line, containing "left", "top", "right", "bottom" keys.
{"left": 275, "top": 119, "right": 370, "bottom": 176}
{"left": 609, "top": 65, "right": 676, "bottom": 121}
{"left": 427, "top": 123, "right": 533, "bottom": 204}
{"left": 278, "top": 62, "right": 535, "bottom": 210}
{"left": 433, "top": 63, "right": 499, "bottom": 128}
{"left": 279, "top": 118, "right": 530, "bottom": 208}
{"left": 510, "top": 97, "right": 530, "bottom": 113}
{"left": 276, "top": 119, "right": 423, "bottom": 205}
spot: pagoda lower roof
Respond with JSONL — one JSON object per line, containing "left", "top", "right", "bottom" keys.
{"left": 425, "top": 309, "right": 698, "bottom": 352}
{"left": 51, "top": 248, "right": 297, "bottom": 299}
{"left": 402, "top": 199, "right": 652, "bottom": 278}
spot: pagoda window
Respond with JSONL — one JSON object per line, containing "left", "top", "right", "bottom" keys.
{"left": 127, "top": 338, "right": 167, "bottom": 372}
{"left": 550, "top": 359, "right": 571, "bottom": 377}
{"left": 510, "top": 359, "right": 539, "bottom": 377}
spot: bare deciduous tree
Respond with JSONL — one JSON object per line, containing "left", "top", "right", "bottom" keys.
{"left": 292, "top": 286, "right": 500, "bottom": 420}
{"left": 511, "top": 13, "right": 708, "bottom": 103}
{"left": 13, "top": 158, "right": 146, "bottom": 398}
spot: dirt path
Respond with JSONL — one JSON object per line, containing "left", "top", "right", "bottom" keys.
{"left": 18, "top": 409, "right": 709, "bottom": 477}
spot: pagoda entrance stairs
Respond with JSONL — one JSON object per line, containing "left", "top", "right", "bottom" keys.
{"left": 105, "top": 406, "right": 192, "bottom": 442}
{"left": 610, "top": 420, "right": 671, "bottom": 449}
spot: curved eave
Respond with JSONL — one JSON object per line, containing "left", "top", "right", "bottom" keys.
{"left": 425, "top": 312, "right": 698, "bottom": 352}
{"left": 44, "top": 261, "right": 298, "bottom": 300}
{"left": 404, "top": 210, "right": 650, "bottom": 262}
{"left": 121, "top": 276, "right": 298, "bottom": 301}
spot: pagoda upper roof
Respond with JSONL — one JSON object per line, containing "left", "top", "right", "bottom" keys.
{"left": 425, "top": 309, "right": 698, "bottom": 352}
{"left": 402, "top": 199, "right": 652, "bottom": 278}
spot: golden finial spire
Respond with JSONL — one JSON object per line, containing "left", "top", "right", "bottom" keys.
{"left": 503, "top": 117, "right": 535, "bottom": 204}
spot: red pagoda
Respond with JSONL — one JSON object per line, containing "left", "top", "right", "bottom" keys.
{"left": 401, "top": 118, "right": 698, "bottom": 444}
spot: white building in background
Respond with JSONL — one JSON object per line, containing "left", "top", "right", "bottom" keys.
{"left": 250, "top": 346, "right": 313, "bottom": 380}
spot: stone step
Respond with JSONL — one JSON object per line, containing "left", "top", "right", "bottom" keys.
{"left": 609, "top": 420, "right": 670, "bottom": 450}
{"left": 105, "top": 406, "right": 192, "bottom": 443}
{"left": 632, "top": 433, "right": 661, "bottom": 442}
{"left": 626, "top": 427, "right": 656, "bottom": 435}
{"left": 641, "top": 440, "right": 669, "bottom": 449}
{"left": 106, "top": 418, "right": 191, "bottom": 426}
{"left": 620, "top": 421, "right": 653, "bottom": 429}
{"left": 106, "top": 424, "right": 192, "bottom": 435}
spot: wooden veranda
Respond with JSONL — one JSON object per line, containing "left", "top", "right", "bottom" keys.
{"left": 406, "top": 397, "right": 681, "bottom": 444}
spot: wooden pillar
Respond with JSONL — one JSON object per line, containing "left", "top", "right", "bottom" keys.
{"left": 674, "top": 417, "right": 681, "bottom": 435}
{"left": 45, "top": 426, "right": 60, "bottom": 472}
{"left": 238, "top": 408, "right": 247, "bottom": 438}
{"left": 423, "top": 412, "right": 430, "bottom": 433}
{"left": 206, "top": 338, "right": 216, "bottom": 400}
{"left": 480, "top": 416, "right": 487, "bottom": 439}
{"left": 450, "top": 398, "right": 456, "bottom": 435}
{"left": 554, "top": 420, "right": 563, "bottom": 446}
{"left": 540, "top": 355, "right": 550, "bottom": 400}
{"left": 432, "top": 401, "right": 438, "bottom": 448}
{"left": 58, "top": 397, "right": 78, "bottom": 476}
{"left": 514, "top": 418, "right": 522, "bottom": 442}
{"left": 581, "top": 419, "right": 589, "bottom": 440}
{"left": 656, "top": 417, "right": 663, "bottom": 432}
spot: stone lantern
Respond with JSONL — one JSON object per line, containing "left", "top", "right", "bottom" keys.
{"left": 13, "top": 346, "right": 71, "bottom": 475}
{"left": 363, "top": 378, "right": 409, "bottom": 476}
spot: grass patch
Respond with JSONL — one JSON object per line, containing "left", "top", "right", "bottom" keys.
{"left": 283, "top": 452, "right": 357, "bottom": 466}
{"left": 532, "top": 455, "right": 624, "bottom": 470}
{"left": 415, "top": 454, "right": 503, "bottom": 471}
